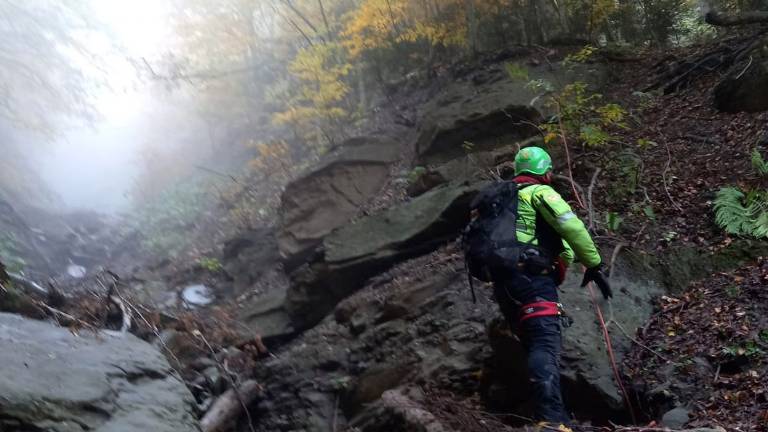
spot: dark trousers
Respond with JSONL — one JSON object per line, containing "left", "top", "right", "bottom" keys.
{"left": 492, "top": 272, "right": 570, "bottom": 424}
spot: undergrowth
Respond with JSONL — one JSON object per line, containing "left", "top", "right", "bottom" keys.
{"left": 714, "top": 149, "right": 768, "bottom": 239}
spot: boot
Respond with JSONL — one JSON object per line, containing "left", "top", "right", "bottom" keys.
{"left": 535, "top": 421, "right": 573, "bottom": 432}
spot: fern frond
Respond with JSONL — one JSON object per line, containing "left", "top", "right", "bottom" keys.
{"left": 714, "top": 186, "right": 768, "bottom": 238}
{"left": 753, "top": 211, "right": 768, "bottom": 238}
{"left": 751, "top": 149, "right": 768, "bottom": 177}
{"left": 714, "top": 187, "right": 749, "bottom": 235}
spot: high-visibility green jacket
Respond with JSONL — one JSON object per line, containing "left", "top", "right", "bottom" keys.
{"left": 516, "top": 183, "right": 601, "bottom": 268}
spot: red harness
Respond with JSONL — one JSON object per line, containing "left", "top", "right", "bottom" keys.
{"left": 519, "top": 301, "right": 563, "bottom": 322}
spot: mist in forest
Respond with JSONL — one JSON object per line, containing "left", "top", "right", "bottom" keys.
{"left": 0, "top": 0, "right": 754, "bottom": 215}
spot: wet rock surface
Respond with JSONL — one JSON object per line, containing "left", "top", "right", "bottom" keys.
{"left": 0, "top": 313, "right": 200, "bottom": 432}
{"left": 284, "top": 181, "right": 486, "bottom": 331}
{"left": 253, "top": 243, "right": 666, "bottom": 431}
{"left": 277, "top": 136, "right": 401, "bottom": 270}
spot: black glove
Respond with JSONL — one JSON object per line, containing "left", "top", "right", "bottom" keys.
{"left": 581, "top": 264, "right": 613, "bottom": 299}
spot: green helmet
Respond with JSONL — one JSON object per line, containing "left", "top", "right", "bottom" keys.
{"left": 514, "top": 146, "right": 552, "bottom": 176}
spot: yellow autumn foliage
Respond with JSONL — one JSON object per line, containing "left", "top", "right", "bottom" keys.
{"left": 341, "top": 0, "right": 470, "bottom": 59}
{"left": 273, "top": 42, "right": 351, "bottom": 134}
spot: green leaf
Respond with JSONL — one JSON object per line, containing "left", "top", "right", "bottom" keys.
{"left": 643, "top": 205, "right": 656, "bottom": 221}
{"left": 751, "top": 149, "right": 768, "bottom": 177}
{"left": 505, "top": 62, "right": 529, "bottom": 81}
{"left": 606, "top": 211, "right": 623, "bottom": 232}
{"left": 713, "top": 186, "right": 768, "bottom": 238}
{"left": 579, "top": 124, "right": 612, "bottom": 147}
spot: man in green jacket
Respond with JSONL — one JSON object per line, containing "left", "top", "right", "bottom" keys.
{"left": 492, "top": 146, "right": 612, "bottom": 430}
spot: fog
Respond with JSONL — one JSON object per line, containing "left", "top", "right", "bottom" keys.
{"left": 15, "top": 0, "right": 178, "bottom": 213}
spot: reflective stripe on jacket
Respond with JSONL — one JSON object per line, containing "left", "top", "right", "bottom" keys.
{"left": 516, "top": 184, "right": 601, "bottom": 268}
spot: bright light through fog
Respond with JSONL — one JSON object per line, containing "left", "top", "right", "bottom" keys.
{"left": 39, "top": 0, "right": 173, "bottom": 212}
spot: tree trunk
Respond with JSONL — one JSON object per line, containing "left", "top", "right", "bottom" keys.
{"left": 317, "top": 0, "right": 331, "bottom": 37}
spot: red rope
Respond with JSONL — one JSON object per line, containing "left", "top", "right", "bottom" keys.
{"left": 557, "top": 113, "right": 635, "bottom": 424}
{"left": 585, "top": 280, "right": 637, "bottom": 424}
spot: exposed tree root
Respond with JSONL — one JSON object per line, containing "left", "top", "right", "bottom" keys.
{"left": 646, "top": 31, "right": 767, "bottom": 94}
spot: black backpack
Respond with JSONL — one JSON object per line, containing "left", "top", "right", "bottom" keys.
{"left": 463, "top": 181, "right": 522, "bottom": 288}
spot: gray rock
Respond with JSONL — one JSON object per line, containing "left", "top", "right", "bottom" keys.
{"left": 0, "top": 312, "right": 199, "bottom": 432}
{"left": 285, "top": 181, "right": 486, "bottom": 331}
{"left": 415, "top": 63, "right": 607, "bottom": 165}
{"left": 222, "top": 228, "right": 279, "bottom": 293}
{"left": 236, "top": 284, "right": 296, "bottom": 342}
{"left": 349, "top": 313, "right": 368, "bottom": 336}
{"left": 661, "top": 406, "right": 691, "bottom": 429}
{"left": 277, "top": 135, "right": 401, "bottom": 269}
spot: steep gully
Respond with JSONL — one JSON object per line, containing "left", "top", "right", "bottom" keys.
{"left": 3, "top": 50, "right": 767, "bottom": 431}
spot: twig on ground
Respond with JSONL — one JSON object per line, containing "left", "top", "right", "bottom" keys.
{"left": 735, "top": 55, "right": 753, "bottom": 80}
{"left": 331, "top": 393, "right": 339, "bottom": 432}
{"left": 608, "top": 242, "right": 626, "bottom": 279}
{"left": 127, "top": 300, "right": 185, "bottom": 373}
{"left": 587, "top": 168, "right": 602, "bottom": 231}
{"left": 35, "top": 301, "right": 101, "bottom": 334}
{"left": 8, "top": 272, "right": 48, "bottom": 297}
{"left": 682, "top": 134, "right": 719, "bottom": 146}
{"left": 659, "top": 131, "right": 684, "bottom": 212}
{"left": 195, "top": 330, "right": 258, "bottom": 432}
{"left": 632, "top": 222, "right": 649, "bottom": 247}
{"left": 608, "top": 316, "right": 672, "bottom": 363}
{"left": 714, "top": 364, "right": 721, "bottom": 383}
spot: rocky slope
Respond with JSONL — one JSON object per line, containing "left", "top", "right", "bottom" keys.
{"left": 1, "top": 43, "right": 767, "bottom": 432}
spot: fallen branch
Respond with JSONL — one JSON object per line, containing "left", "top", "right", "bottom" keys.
{"left": 200, "top": 379, "right": 262, "bottom": 432}
{"left": 8, "top": 272, "right": 48, "bottom": 297}
{"left": 35, "top": 300, "right": 101, "bottom": 333}
{"left": 36, "top": 302, "right": 80, "bottom": 326}
{"left": 607, "top": 242, "right": 625, "bottom": 279}
{"left": 587, "top": 168, "right": 602, "bottom": 232}
{"left": 195, "top": 330, "right": 258, "bottom": 432}
{"left": 556, "top": 103, "right": 586, "bottom": 209}
{"left": 0, "top": 260, "right": 8, "bottom": 285}
{"left": 706, "top": 9, "right": 768, "bottom": 27}
{"left": 682, "top": 134, "right": 719, "bottom": 146}
{"left": 96, "top": 274, "right": 132, "bottom": 333}
{"left": 659, "top": 131, "right": 684, "bottom": 212}
{"left": 108, "top": 293, "right": 132, "bottom": 333}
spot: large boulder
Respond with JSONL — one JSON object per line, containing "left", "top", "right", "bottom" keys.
{"left": 285, "top": 181, "right": 486, "bottom": 331}
{"left": 223, "top": 227, "right": 280, "bottom": 293}
{"left": 0, "top": 313, "right": 200, "bottom": 432}
{"left": 415, "top": 63, "right": 607, "bottom": 165}
{"left": 277, "top": 136, "right": 401, "bottom": 270}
